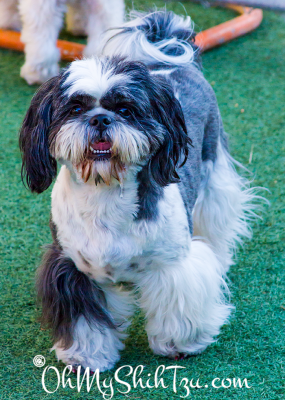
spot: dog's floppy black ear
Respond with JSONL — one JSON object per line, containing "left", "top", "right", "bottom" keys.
{"left": 149, "top": 76, "right": 192, "bottom": 187}
{"left": 19, "top": 76, "right": 60, "bottom": 193}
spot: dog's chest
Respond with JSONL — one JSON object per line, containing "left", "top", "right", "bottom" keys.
{"left": 51, "top": 168, "right": 153, "bottom": 282}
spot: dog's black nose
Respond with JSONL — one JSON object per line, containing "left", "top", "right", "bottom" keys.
{"left": 89, "top": 114, "right": 113, "bottom": 130}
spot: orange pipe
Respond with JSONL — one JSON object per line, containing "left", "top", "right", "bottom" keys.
{"left": 0, "top": 5, "right": 263, "bottom": 60}
{"left": 195, "top": 6, "right": 263, "bottom": 52}
{"left": 0, "top": 29, "right": 84, "bottom": 60}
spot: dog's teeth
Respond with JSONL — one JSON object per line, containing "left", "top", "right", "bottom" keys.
{"left": 89, "top": 147, "right": 112, "bottom": 155}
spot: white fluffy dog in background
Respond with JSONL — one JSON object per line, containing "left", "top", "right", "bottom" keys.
{"left": 0, "top": 0, "right": 125, "bottom": 84}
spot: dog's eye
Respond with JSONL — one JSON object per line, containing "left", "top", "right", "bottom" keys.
{"left": 117, "top": 108, "right": 131, "bottom": 118}
{"left": 71, "top": 105, "right": 83, "bottom": 115}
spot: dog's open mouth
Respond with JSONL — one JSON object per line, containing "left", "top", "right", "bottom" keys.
{"left": 80, "top": 139, "right": 125, "bottom": 184}
{"left": 88, "top": 141, "right": 112, "bottom": 161}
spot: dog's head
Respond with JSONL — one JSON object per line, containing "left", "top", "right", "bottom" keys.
{"left": 19, "top": 57, "right": 190, "bottom": 192}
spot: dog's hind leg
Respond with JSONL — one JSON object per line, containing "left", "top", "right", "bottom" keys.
{"left": 84, "top": 0, "right": 125, "bottom": 56}
{"left": 0, "top": 0, "right": 21, "bottom": 30}
{"left": 19, "top": 0, "right": 65, "bottom": 84}
{"left": 193, "top": 136, "right": 257, "bottom": 271}
{"left": 137, "top": 240, "right": 232, "bottom": 359}
{"left": 37, "top": 243, "right": 133, "bottom": 372}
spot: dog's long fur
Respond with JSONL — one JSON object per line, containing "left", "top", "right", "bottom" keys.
{"left": 20, "top": 11, "right": 258, "bottom": 371}
{"left": 0, "top": 0, "right": 125, "bottom": 84}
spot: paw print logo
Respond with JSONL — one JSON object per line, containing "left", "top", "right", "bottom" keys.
{"left": 33, "top": 355, "right": 46, "bottom": 367}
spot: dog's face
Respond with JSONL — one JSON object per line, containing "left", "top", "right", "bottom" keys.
{"left": 20, "top": 57, "right": 190, "bottom": 193}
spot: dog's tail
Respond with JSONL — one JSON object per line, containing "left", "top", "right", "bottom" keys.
{"left": 193, "top": 139, "right": 264, "bottom": 271}
{"left": 102, "top": 10, "right": 198, "bottom": 66}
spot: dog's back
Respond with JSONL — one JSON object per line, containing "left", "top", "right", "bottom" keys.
{"left": 103, "top": 10, "right": 256, "bottom": 265}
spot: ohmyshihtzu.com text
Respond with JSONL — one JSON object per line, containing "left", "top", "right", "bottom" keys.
{"left": 37, "top": 360, "right": 251, "bottom": 398}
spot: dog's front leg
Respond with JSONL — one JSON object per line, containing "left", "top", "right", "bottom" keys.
{"left": 137, "top": 240, "right": 233, "bottom": 359}
{"left": 37, "top": 243, "right": 133, "bottom": 372}
{"left": 19, "top": 0, "right": 65, "bottom": 85}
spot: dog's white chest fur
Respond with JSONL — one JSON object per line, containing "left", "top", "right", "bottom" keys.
{"left": 51, "top": 166, "right": 190, "bottom": 284}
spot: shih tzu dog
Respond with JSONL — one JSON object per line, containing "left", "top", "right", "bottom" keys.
{"left": 0, "top": 0, "right": 124, "bottom": 85}
{"left": 19, "top": 11, "right": 257, "bottom": 372}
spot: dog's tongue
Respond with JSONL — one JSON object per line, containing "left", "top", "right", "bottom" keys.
{"left": 92, "top": 142, "right": 112, "bottom": 151}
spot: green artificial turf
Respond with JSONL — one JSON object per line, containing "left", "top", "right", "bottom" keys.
{"left": 0, "top": 2, "right": 284, "bottom": 399}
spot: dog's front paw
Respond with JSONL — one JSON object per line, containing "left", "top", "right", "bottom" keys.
{"left": 20, "top": 62, "right": 59, "bottom": 85}
{"left": 52, "top": 340, "right": 121, "bottom": 373}
{"left": 148, "top": 336, "right": 207, "bottom": 360}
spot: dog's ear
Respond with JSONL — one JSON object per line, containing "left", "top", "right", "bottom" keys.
{"left": 19, "top": 76, "right": 60, "bottom": 193}
{"left": 148, "top": 76, "right": 191, "bottom": 187}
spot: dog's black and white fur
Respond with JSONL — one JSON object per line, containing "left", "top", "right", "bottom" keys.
{"left": 19, "top": 11, "right": 257, "bottom": 371}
